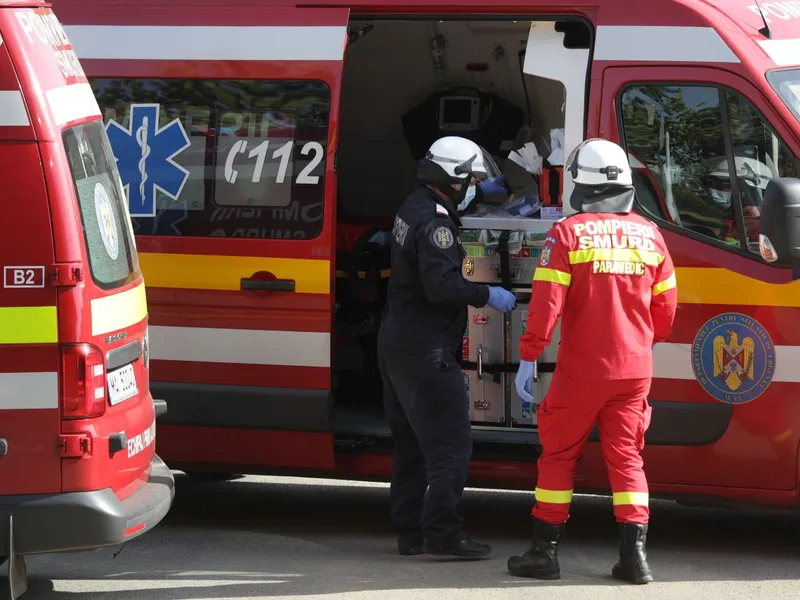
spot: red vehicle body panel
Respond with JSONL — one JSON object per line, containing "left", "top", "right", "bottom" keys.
{"left": 51, "top": 0, "right": 800, "bottom": 509}
{"left": 0, "top": 2, "right": 173, "bottom": 568}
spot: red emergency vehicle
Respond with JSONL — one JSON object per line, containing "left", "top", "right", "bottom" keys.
{"left": 51, "top": 0, "right": 800, "bottom": 511}
{"left": 0, "top": 3, "right": 173, "bottom": 597}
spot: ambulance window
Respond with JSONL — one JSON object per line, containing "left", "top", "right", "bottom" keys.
{"left": 723, "top": 89, "right": 800, "bottom": 254}
{"left": 619, "top": 85, "right": 741, "bottom": 249}
{"left": 88, "top": 78, "right": 330, "bottom": 240}
{"left": 63, "top": 122, "right": 139, "bottom": 289}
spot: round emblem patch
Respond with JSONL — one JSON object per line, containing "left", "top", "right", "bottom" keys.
{"left": 94, "top": 182, "right": 119, "bottom": 261}
{"left": 432, "top": 226, "right": 454, "bottom": 249}
{"left": 691, "top": 312, "right": 776, "bottom": 404}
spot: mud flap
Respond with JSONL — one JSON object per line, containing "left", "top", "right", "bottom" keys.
{"left": 6, "top": 516, "right": 27, "bottom": 600}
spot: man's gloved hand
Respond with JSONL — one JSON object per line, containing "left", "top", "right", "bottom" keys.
{"left": 487, "top": 286, "right": 516, "bottom": 313}
{"left": 515, "top": 360, "right": 535, "bottom": 403}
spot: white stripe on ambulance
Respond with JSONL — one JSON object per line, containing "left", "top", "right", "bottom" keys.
{"left": 64, "top": 24, "right": 740, "bottom": 65}
{"left": 757, "top": 38, "right": 800, "bottom": 67}
{"left": 653, "top": 343, "right": 800, "bottom": 383}
{"left": 127, "top": 420, "right": 156, "bottom": 459}
{"left": 0, "top": 372, "right": 58, "bottom": 410}
{"left": 64, "top": 25, "right": 349, "bottom": 62}
{"left": 46, "top": 82, "right": 101, "bottom": 126}
{"left": 593, "top": 26, "right": 740, "bottom": 63}
{"left": 149, "top": 326, "right": 331, "bottom": 368}
{"left": 0, "top": 90, "right": 30, "bottom": 126}
{"left": 147, "top": 326, "right": 800, "bottom": 383}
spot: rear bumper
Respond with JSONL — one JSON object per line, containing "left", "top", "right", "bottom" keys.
{"left": 0, "top": 454, "right": 174, "bottom": 556}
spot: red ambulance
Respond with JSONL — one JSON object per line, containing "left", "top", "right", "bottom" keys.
{"left": 51, "top": 0, "right": 800, "bottom": 512}
{"left": 0, "top": 3, "right": 173, "bottom": 597}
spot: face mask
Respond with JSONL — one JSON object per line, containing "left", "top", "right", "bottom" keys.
{"left": 457, "top": 185, "right": 476, "bottom": 212}
{"left": 710, "top": 189, "right": 730, "bottom": 206}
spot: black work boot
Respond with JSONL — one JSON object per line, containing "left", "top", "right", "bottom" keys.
{"left": 423, "top": 531, "right": 492, "bottom": 558}
{"left": 611, "top": 523, "right": 653, "bottom": 584}
{"left": 507, "top": 518, "right": 564, "bottom": 579}
{"left": 397, "top": 532, "right": 425, "bottom": 556}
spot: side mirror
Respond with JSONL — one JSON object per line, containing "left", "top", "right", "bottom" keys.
{"left": 758, "top": 177, "right": 800, "bottom": 266}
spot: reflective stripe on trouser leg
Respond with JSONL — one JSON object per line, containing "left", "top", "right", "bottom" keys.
{"left": 532, "top": 488, "right": 573, "bottom": 523}
{"left": 596, "top": 378, "right": 653, "bottom": 524}
{"left": 612, "top": 491, "right": 649, "bottom": 523}
{"left": 532, "top": 372, "right": 602, "bottom": 525}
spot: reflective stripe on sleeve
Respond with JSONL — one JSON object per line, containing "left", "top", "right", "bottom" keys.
{"left": 0, "top": 306, "right": 58, "bottom": 344}
{"left": 533, "top": 268, "right": 572, "bottom": 286}
{"left": 534, "top": 488, "right": 574, "bottom": 504}
{"left": 652, "top": 272, "right": 677, "bottom": 296}
{"left": 612, "top": 491, "right": 649, "bottom": 506}
{"left": 568, "top": 248, "right": 664, "bottom": 266}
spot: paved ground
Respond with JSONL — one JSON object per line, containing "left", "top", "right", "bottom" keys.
{"left": 8, "top": 473, "right": 800, "bottom": 599}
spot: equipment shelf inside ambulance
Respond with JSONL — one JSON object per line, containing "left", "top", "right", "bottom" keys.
{"left": 332, "top": 19, "right": 577, "bottom": 444}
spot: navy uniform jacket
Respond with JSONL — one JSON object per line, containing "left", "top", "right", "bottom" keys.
{"left": 377, "top": 185, "right": 490, "bottom": 358}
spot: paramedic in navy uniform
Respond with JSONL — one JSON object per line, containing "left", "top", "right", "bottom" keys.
{"left": 377, "top": 136, "right": 517, "bottom": 558}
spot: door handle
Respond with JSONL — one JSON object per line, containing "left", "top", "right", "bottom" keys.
{"left": 240, "top": 278, "right": 295, "bottom": 292}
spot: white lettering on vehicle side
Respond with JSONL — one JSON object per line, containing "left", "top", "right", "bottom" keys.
{"left": 127, "top": 420, "right": 156, "bottom": 459}
{"left": 14, "top": 10, "right": 86, "bottom": 80}
{"left": 748, "top": 2, "right": 800, "bottom": 22}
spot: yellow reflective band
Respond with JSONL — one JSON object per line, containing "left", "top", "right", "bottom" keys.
{"left": 0, "top": 306, "right": 58, "bottom": 344}
{"left": 533, "top": 268, "right": 572, "bottom": 286}
{"left": 653, "top": 272, "right": 677, "bottom": 296}
{"left": 90, "top": 280, "right": 148, "bottom": 336}
{"left": 613, "top": 491, "right": 649, "bottom": 506}
{"left": 534, "top": 487, "right": 573, "bottom": 504}
{"left": 139, "top": 252, "right": 330, "bottom": 295}
{"left": 568, "top": 248, "right": 664, "bottom": 267}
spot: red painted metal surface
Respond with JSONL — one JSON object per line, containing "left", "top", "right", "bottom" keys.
{"left": 46, "top": 0, "right": 800, "bottom": 508}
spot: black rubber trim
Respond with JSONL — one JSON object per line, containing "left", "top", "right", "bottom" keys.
{"left": 589, "top": 400, "right": 733, "bottom": 446}
{"left": 106, "top": 339, "right": 142, "bottom": 371}
{"left": 0, "top": 455, "right": 174, "bottom": 556}
{"left": 153, "top": 399, "right": 168, "bottom": 420}
{"left": 150, "top": 382, "right": 332, "bottom": 432}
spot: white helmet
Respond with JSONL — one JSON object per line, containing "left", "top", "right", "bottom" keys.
{"left": 565, "top": 138, "right": 633, "bottom": 187}
{"left": 419, "top": 136, "right": 489, "bottom": 184}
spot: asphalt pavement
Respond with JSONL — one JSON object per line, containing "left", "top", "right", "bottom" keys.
{"left": 9, "top": 473, "right": 800, "bottom": 599}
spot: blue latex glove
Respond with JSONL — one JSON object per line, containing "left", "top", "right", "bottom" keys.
{"left": 515, "top": 360, "right": 535, "bottom": 403}
{"left": 478, "top": 174, "right": 508, "bottom": 196}
{"left": 487, "top": 286, "right": 516, "bottom": 313}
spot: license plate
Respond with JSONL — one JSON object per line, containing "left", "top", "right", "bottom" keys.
{"left": 107, "top": 364, "right": 138, "bottom": 406}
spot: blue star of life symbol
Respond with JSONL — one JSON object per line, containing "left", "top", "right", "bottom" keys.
{"left": 106, "top": 104, "right": 191, "bottom": 218}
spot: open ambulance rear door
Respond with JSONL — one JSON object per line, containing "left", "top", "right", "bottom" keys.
{"left": 55, "top": 2, "right": 350, "bottom": 472}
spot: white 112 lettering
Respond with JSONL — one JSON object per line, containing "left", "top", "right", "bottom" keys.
{"left": 224, "top": 140, "right": 324, "bottom": 186}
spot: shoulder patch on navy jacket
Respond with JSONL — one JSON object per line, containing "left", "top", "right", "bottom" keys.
{"left": 431, "top": 225, "right": 455, "bottom": 249}
{"left": 435, "top": 203, "right": 449, "bottom": 216}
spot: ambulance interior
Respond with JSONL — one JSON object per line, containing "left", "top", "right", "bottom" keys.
{"left": 332, "top": 18, "right": 588, "bottom": 447}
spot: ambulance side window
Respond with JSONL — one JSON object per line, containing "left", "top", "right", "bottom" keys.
{"left": 619, "top": 85, "right": 740, "bottom": 249}
{"left": 88, "top": 78, "right": 331, "bottom": 240}
{"left": 723, "top": 89, "right": 800, "bottom": 253}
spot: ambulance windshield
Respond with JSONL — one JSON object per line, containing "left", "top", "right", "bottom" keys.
{"left": 63, "top": 121, "right": 140, "bottom": 290}
{"left": 768, "top": 68, "right": 800, "bottom": 125}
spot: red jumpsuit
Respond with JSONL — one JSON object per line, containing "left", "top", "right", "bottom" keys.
{"left": 520, "top": 212, "right": 678, "bottom": 525}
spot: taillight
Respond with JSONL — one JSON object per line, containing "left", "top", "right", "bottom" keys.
{"left": 61, "top": 344, "right": 106, "bottom": 419}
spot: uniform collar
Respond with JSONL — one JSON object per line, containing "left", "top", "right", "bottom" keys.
{"left": 423, "top": 186, "right": 462, "bottom": 227}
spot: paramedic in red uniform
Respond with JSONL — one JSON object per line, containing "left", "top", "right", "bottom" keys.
{"left": 507, "top": 139, "right": 678, "bottom": 584}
